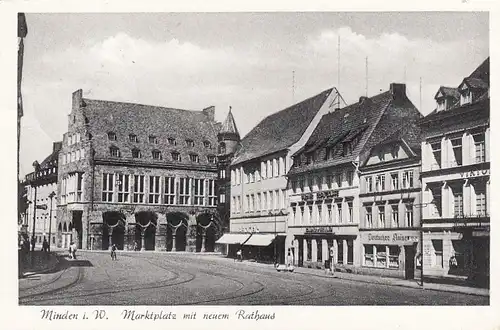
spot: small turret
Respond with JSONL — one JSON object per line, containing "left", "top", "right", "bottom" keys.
{"left": 217, "top": 106, "right": 240, "bottom": 155}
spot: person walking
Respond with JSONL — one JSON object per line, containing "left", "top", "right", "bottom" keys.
{"left": 111, "top": 244, "right": 117, "bottom": 260}
{"left": 70, "top": 242, "right": 77, "bottom": 260}
{"left": 42, "top": 238, "right": 49, "bottom": 259}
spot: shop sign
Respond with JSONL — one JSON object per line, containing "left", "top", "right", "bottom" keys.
{"left": 305, "top": 226, "right": 334, "bottom": 234}
{"left": 460, "top": 169, "right": 489, "bottom": 178}
{"left": 301, "top": 193, "right": 314, "bottom": 201}
{"left": 362, "top": 231, "right": 419, "bottom": 245}
{"left": 317, "top": 190, "right": 339, "bottom": 200}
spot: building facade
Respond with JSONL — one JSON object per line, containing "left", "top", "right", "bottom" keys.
{"left": 288, "top": 83, "right": 422, "bottom": 274}
{"left": 56, "top": 89, "right": 222, "bottom": 252}
{"left": 419, "top": 58, "right": 490, "bottom": 287}
{"left": 221, "top": 88, "right": 342, "bottom": 263}
{"left": 23, "top": 142, "right": 61, "bottom": 248}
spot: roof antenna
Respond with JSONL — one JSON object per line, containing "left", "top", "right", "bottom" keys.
{"left": 365, "top": 56, "right": 368, "bottom": 97}
{"left": 337, "top": 34, "right": 341, "bottom": 109}
{"left": 292, "top": 70, "right": 295, "bottom": 104}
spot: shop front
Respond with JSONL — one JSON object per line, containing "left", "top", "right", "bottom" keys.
{"left": 359, "top": 230, "right": 420, "bottom": 279}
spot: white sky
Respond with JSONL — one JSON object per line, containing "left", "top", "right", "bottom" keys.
{"left": 19, "top": 12, "right": 489, "bottom": 177}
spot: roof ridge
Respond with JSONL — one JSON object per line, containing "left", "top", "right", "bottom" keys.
{"left": 357, "top": 96, "right": 394, "bottom": 155}
{"left": 83, "top": 98, "right": 201, "bottom": 114}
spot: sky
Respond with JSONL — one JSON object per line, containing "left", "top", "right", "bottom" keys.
{"left": 19, "top": 12, "right": 489, "bottom": 177}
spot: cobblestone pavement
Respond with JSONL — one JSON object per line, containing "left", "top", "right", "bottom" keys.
{"left": 18, "top": 251, "right": 489, "bottom": 306}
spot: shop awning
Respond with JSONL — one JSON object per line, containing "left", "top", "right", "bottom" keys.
{"left": 244, "top": 234, "right": 276, "bottom": 247}
{"left": 215, "top": 233, "right": 250, "bottom": 245}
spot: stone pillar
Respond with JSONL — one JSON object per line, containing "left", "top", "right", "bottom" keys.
{"left": 141, "top": 227, "right": 146, "bottom": 251}
{"left": 108, "top": 227, "right": 113, "bottom": 250}
{"left": 171, "top": 233, "right": 177, "bottom": 252}
{"left": 156, "top": 223, "right": 167, "bottom": 251}
{"left": 343, "top": 239, "right": 348, "bottom": 265}
{"left": 303, "top": 238, "right": 308, "bottom": 263}
{"left": 126, "top": 213, "right": 135, "bottom": 251}
{"left": 311, "top": 239, "right": 317, "bottom": 263}
{"left": 186, "top": 214, "right": 197, "bottom": 252}
{"left": 201, "top": 231, "right": 206, "bottom": 252}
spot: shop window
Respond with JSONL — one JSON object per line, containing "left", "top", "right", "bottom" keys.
{"left": 317, "top": 240, "right": 322, "bottom": 262}
{"left": 451, "top": 138, "right": 463, "bottom": 166}
{"left": 347, "top": 240, "right": 354, "bottom": 265}
{"left": 376, "top": 245, "right": 387, "bottom": 268}
{"left": 306, "top": 240, "right": 312, "bottom": 261}
{"left": 337, "top": 240, "right": 344, "bottom": 264}
{"left": 474, "top": 133, "right": 485, "bottom": 163}
{"left": 391, "top": 173, "right": 399, "bottom": 190}
{"left": 432, "top": 239, "right": 443, "bottom": 268}
{"left": 364, "top": 245, "right": 374, "bottom": 266}
{"left": 388, "top": 246, "right": 400, "bottom": 269}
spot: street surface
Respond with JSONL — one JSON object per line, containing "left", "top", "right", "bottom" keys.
{"left": 19, "top": 251, "right": 488, "bottom": 305}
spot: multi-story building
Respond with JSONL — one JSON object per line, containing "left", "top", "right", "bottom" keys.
{"left": 221, "top": 88, "right": 342, "bottom": 263}
{"left": 56, "top": 89, "right": 221, "bottom": 252}
{"left": 419, "top": 58, "right": 489, "bottom": 287}
{"left": 288, "top": 83, "right": 422, "bottom": 273}
{"left": 23, "top": 142, "right": 62, "bottom": 249}
{"left": 358, "top": 126, "right": 422, "bottom": 279}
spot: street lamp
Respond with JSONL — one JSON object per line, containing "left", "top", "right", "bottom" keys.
{"left": 269, "top": 209, "right": 285, "bottom": 266}
{"left": 47, "top": 191, "right": 56, "bottom": 252}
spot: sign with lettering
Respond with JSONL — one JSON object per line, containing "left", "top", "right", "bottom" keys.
{"left": 317, "top": 190, "right": 339, "bottom": 200}
{"left": 301, "top": 193, "right": 314, "bottom": 201}
{"left": 305, "top": 226, "right": 334, "bottom": 234}
{"left": 360, "top": 230, "right": 419, "bottom": 245}
{"left": 460, "top": 169, "right": 489, "bottom": 178}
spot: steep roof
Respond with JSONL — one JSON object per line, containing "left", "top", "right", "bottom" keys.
{"left": 40, "top": 142, "right": 62, "bottom": 169}
{"left": 219, "top": 108, "right": 240, "bottom": 137}
{"left": 231, "top": 88, "right": 333, "bottom": 165}
{"left": 82, "top": 98, "right": 219, "bottom": 163}
{"left": 435, "top": 86, "right": 459, "bottom": 100}
{"left": 289, "top": 84, "right": 422, "bottom": 176}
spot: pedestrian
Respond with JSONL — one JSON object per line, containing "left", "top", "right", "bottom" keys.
{"left": 70, "top": 242, "right": 77, "bottom": 260}
{"left": 42, "top": 238, "right": 49, "bottom": 259}
{"left": 111, "top": 244, "right": 117, "bottom": 260}
{"left": 68, "top": 243, "right": 73, "bottom": 259}
{"left": 236, "top": 248, "right": 242, "bottom": 262}
{"left": 30, "top": 236, "right": 36, "bottom": 252}
{"left": 133, "top": 241, "right": 138, "bottom": 251}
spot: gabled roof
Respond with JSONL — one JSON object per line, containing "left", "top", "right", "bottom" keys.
{"left": 231, "top": 88, "right": 333, "bottom": 165}
{"left": 435, "top": 86, "right": 459, "bottom": 100}
{"left": 460, "top": 77, "right": 488, "bottom": 90}
{"left": 219, "top": 108, "right": 239, "bottom": 137}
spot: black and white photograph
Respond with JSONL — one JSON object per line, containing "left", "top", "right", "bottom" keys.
{"left": 14, "top": 11, "right": 492, "bottom": 308}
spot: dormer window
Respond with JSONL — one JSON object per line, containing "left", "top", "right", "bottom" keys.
{"left": 132, "top": 148, "right": 141, "bottom": 158}
{"left": 110, "top": 146, "right": 120, "bottom": 157}
{"left": 186, "top": 139, "right": 194, "bottom": 147}
{"left": 189, "top": 153, "right": 199, "bottom": 163}
{"left": 168, "top": 138, "right": 177, "bottom": 146}
{"left": 149, "top": 136, "right": 158, "bottom": 144}
{"left": 459, "top": 82, "right": 473, "bottom": 106}
{"left": 203, "top": 141, "right": 212, "bottom": 149}
{"left": 129, "top": 134, "right": 138, "bottom": 143}
{"left": 108, "top": 132, "right": 117, "bottom": 141}
{"left": 436, "top": 99, "right": 446, "bottom": 111}
{"left": 152, "top": 150, "right": 162, "bottom": 160}
{"left": 207, "top": 155, "right": 216, "bottom": 164}
{"left": 171, "top": 152, "right": 181, "bottom": 161}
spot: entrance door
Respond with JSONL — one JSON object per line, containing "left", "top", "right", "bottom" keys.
{"left": 298, "top": 240, "right": 303, "bottom": 267}
{"left": 405, "top": 245, "right": 416, "bottom": 280}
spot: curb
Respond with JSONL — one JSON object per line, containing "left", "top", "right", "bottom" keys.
{"left": 20, "top": 253, "right": 61, "bottom": 279}
{"left": 293, "top": 269, "right": 489, "bottom": 297}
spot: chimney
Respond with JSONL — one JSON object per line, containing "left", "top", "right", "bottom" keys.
{"left": 203, "top": 106, "right": 215, "bottom": 121}
{"left": 390, "top": 83, "right": 406, "bottom": 99}
{"left": 72, "top": 89, "right": 83, "bottom": 111}
{"left": 53, "top": 141, "right": 63, "bottom": 152}
{"left": 359, "top": 96, "right": 368, "bottom": 104}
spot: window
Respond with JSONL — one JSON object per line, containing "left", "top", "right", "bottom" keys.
{"left": 336, "top": 173, "right": 343, "bottom": 188}
{"left": 203, "top": 141, "right": 211, "bottom": 149}
{"left": 152, "top": 150, "right": 162, "bottom": 160}
{"left": 460, "top": 89, "right": 472, "bottom": 105}
{"left": 220, "top": 169, "right": 226, "bottom": 179}
{"left": 107, "top": 132, "right": 116, "bottom": 141}
{"left": 76, "top": 173, "right": 84, "bottom": 202}
{"left": 171, "top": 152, "right": 181, "bottom": 162}
{"left": 273, "top": 159, "right": 279, "bottom": 177}
{"left": 317, "top": 203, "right": 322, "bottom": 223}
{"left": 110, "top": 146, "right": 120, "bottom": 157}
{"left": 364, "top": 245, "right": 374, "bottom": 266}
{"left": 475, "top": 185, "right": 486, "bottom": 216}
{"left": 132, "top": 149, "right": 141, "bottom": 158}
{"left": 307, "top": 205, "right": 313, "bottom": 223}
{"left": 347, "top": 201, "right": 353, "bottom": 223}
{"left": 432, "top": 239, "right": 443, "bottom": 268}
{"left": 249, "top": 194, "right": 254, "bottom": 212}
{"left": 336, "top": 202, "right": 342, "bottom": 224}
{"left": 366, "top": 176, "right": 373, "bottom": 192}
{"left": 208, "top": 180, "right": 216, "bottom": 206}
{"left": 376, "top": 245, "right": 387, "bottom": 268}
{"left": 378, "top": 206, "right": 385, "bottom": 228}
{"left": 452, "top": 186, "right": 464, "bottom": 217}
{"left": 326, "top": 175, "right": 332, "bottom": 189}
{"left": 186, "top": 139, "right": 194, "bottom": 147}
{"left": 431, "top": 142, "right": 441, "bottom": 168}
{"left": 168, "top": 137, "right": 177, "bottom": 146}
{"left": 347, "top": 171, "right": 354, "bottom": 186}
{"left": 375, "top": 175, "right": 385, "bottom": 192}
{"left": 451, "top": 240, "right": 465, "bottom": 271}
{"left": 402, "top": 171, "right": 414, "bottom": 189}
{"left": 219, "top": 194, "right": 225, "bottom": 204}
{"left": 317, "top": 240, "right": 322, "bottom": 262}
{"left": 116, "top": 174, "right": 130, "bottom": 203}
{"left": 231, "top": 197, "right": 236, "bottom": 213}
{"left": 218, "top": 142, "right": 226, "bottom": 154}
{"left": 133, "top": 175, "right": 145, "bottom": 203}
{"left": 129, "top": 134, "right": 138, "bottom": 143}
{"left": 189, "top": 154, "right": 199, "bottom": 163}
{"left": 365, "top": 206, "right": 373, "bottom": 228}
{"left": 149, "top": 136, "right": 158, "bottom": 144}
{"left": 327, "top": 204, "right": 333, "bottom": 223}
{"left": 474, "top": 133, "right": 485, "bottom": 163}
{"left": 306, "top": 240, "right": 312, "bottom": 261}
{"left": 405, "top": 204, "right": 414, "bottom": 227}
{"left": 262, "top": 192, "right": 267, "bottom": 211}
{"left": 451, "top": 138, "right": 463, "bottom": 166}
{"left": 102, "top": 173, "right": 114, "bottom": 202}
{"left": 148, "top": 176, "right": 161, "bottom": 204}
{"left": 193, "top": 178, "right": 205, "bottom": 206}
{"left": 391, "top": 173, "right": 399, "bottom": 190}
{"left": 391, "top": 204, "right": 399, "bottom": 227}
{"left": 388, "top": 246, "right": 400, "bottom": 268}
{"left": 337, "top": 240, "right": 344, "bottom": 264}
{"left": 207, "top": 155, "right": 216, "bottom": 164}
{"left": 267, "top": 160, "right": 273, "bottom": 179}
{"left": 164, "top": 177, "right": 175, "bottom": 205}
{"left": 347, "top": 240, "right": 354, "bottom": 264}
{"left": 431, "top": 189, "right": 442, "bottom": 217}
{"left": 179, "top": 177, "right": 191, "bottom": 205}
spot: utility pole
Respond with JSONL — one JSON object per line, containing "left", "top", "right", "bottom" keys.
{"left": 48, "top": 191, "right": 56, "bottom": 252}
{"left": 31, "top": 186, "right": 37, "bottom": 252}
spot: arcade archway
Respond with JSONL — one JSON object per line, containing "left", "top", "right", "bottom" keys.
{"left": 135, "top": 211, "right": 157, "bottom": 251}
{"left": 166, "top": 212, "right": 188, "bottom": 251}
{"left": 196, "top": 212, "right": 218, "bottom": 252}
{"left": 103, "top": 211, "right": 126, "bottom": 250}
